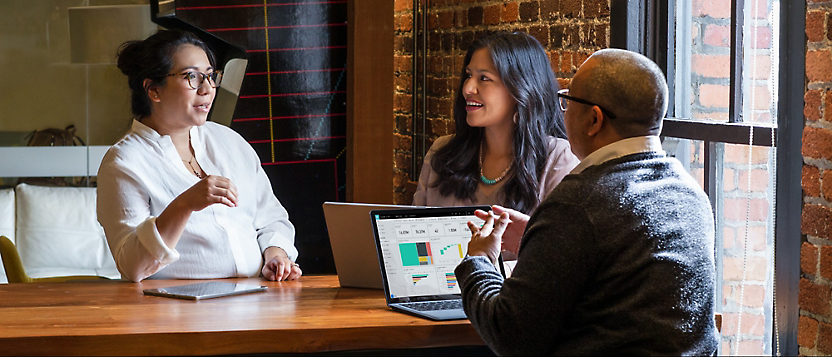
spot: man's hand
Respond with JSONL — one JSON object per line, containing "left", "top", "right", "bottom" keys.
{"left": 474, "top": 205, "right": 530, "bottom": 255}
{"left": 467, "top": 212, "right": 510, "bottom": 265}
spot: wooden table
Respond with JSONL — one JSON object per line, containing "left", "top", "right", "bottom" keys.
{"left": 0, "top": 275, "right": 485, "bottom": 356}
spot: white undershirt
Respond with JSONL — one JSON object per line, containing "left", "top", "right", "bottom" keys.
{"left": 571, "top": 136, "right": 665, "bottom": 174}
{"left": 97, "top": 120, "right": 296, "bottom": 282}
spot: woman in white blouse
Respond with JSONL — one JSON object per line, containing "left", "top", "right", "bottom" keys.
{"left": 97, "top": 30, "right": 301, "bottom": 282}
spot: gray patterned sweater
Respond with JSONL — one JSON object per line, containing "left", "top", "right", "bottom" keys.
{"left": 455, "top": 152, "right": 719, "bottom": 355}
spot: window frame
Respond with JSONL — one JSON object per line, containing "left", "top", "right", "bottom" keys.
{"left": 610, "top": 0, "right": 802, "bottom": 354}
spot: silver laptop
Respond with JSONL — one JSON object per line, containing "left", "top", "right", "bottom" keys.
{"left": 370, "top": 206, "right": 503, "bottom": 321}
{"left": 323, "top": 202, "right": 420, "bottom": 289}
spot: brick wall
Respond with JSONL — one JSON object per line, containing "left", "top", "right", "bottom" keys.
{"left": 801, "top": 0, "right": 832, "bottom": 355}
{"left": 392, "top": 0, "right": 610, "bottom": 204}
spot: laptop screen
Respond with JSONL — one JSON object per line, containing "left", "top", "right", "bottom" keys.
{"left": 370, "top": 206, "right": 489, "bottom": 302}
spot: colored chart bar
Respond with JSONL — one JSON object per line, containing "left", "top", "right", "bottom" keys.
{"left": 399, "top": 242, "right": 433, "bottom": 266}
{"left": 412, "top": 274, "right": 429, "bottom": 285}
{"left": 440, "top": 244, "right": 463, "bottom": 258}
{"left": 445, "top": 273, "right": 457, "bottom": 289}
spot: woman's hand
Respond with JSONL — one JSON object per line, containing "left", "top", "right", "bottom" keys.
{"left": 262, "top": 247, "right": 302, "bottom": 281}
{"left": 177, "top": 175, "right": 238, "bottom": 212}
{"left": 474, "top": 205, "right": 530, "bottom": 256}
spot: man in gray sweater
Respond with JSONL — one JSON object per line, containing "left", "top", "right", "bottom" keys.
{"left": 456, "top": 49, "right": 719, "bottom": 355}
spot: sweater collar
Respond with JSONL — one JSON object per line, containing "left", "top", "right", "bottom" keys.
{"left": 571, "top": 136, "right": 664, "bottom": 174}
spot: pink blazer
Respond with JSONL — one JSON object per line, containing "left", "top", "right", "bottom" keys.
{"left": 412, "top": 135, "right": 580, "bottom": 214}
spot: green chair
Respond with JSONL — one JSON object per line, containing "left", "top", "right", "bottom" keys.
{"left": 0, "top": 235, "right": 109, "bottom": 283}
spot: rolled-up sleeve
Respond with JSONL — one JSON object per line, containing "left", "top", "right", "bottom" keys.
{"left": 97, "top": 159, "right": 179, "bottom": 282}
{"left": 251, "top": 159, "right": 297, "bottom": 261}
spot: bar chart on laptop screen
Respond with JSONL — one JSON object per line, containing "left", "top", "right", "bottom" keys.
{"left": 377, "top": 214, "right": 481, "bottom": 297}
{"left": 173, "top": 0, "right": 347, "bottom": 274}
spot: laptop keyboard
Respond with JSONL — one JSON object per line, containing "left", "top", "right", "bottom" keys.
{"left": 400, "top": 300, "right": 463, "bottom": 311}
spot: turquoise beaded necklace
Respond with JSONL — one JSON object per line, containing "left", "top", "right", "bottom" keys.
{"left": 479, "top": 141, "right": 513, "bottom": 185}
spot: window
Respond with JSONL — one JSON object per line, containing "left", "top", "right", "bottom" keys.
{"left": 611, "top": 0, "right": 803, "bottom": 354}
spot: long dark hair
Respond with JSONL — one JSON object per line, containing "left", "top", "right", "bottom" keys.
{"left": 429, "top": 31, "right": 566, "bottom": 214}
{"left": 116, "top": 30, "right": 216, "bottom": 119}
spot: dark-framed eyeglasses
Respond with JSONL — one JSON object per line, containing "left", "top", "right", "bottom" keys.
{"left": 557, "top": 89, "right": 617, "bottom": 119}
{"left": 166, "top": 70, "right": 223, "bottom": 90}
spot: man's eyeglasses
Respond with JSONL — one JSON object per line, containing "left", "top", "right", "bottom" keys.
{"left": 166, "top": 71, "right": 223, "bottom": 90}
{"left": 557, "top": 89, "right": 617, "bottom": 119}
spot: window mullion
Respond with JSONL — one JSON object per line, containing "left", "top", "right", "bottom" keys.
{"left": 729, "top": 0, "right": 745, "bottom": 123}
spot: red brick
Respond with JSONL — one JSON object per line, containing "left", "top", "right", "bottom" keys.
{"left": 800, "top": 242, "right": 818, "bottom": 275}
{"left": 807, "top": 50, "right": 832, "bottom": 83}
{"left": 723, "top": 256, "right": 769, "bottom": 281}
{"left": 560, "top": 50, "right": 574, "bottom": 73}
{"left": 748, "top": 55, "right": 772, "bottom": 80}
{"left": 584, "top": 0, "right": 610, "bottom": 18}
{"left": 540, "top": 0, "right": 560, "bottom": 20}
{"left": 455, "top": 9, "right": 467, "bottom": 28}
{"left": 807, "top": 11, "right": 826, "bottom": 43}
{"left": 799, "top": 278, "right": 831, "bottom": 315}
{"left": 519, "top": 1, "right": 539, "bottom": 22}
{"left": 821, "top": 245, "right": 832, "bottom": 280}
{"left": 394, "top": 152, "right": 410, "bottom": 171}
{"left": 721, "top": 312, "right": 765, "bottom": 335}
{"left": 738, "top": 340, "right": 764, "bottom": 355}
{"left": 820, "top": 322, "right": 832, "bottom": 354}
{"left": 805, "top": 90, "right": 823, "bottom": 121}
{"left": 394, "top": 0, "right": 412, "bottom": 12}
{"left": 393, "top": 170, "right": 407, "bottom": 189}
{"left": 803, "top": 204, "right": 832, "bottom": 239}
{"left": 548, "top": 51, "right": 560, "bottom": 74}
{"left": 438, "top": 10, "right": 453, "bottom": 29}
{"left": 400, "top": 13, "right": 413, "bottom": 32}
{"left": 737, "top": 168, "right": 770, "bottom": 193}
{"left": 561, "top": 0, "right": 580, "bottom": 18}
{"left": 749, "top": 26, "right": 771, "bottom": 49}
{"left": 730, "top": 225, "right": 768, "bottom": 251}
{"left": 693, "top": 0, "right": 731, "bottom": 19}
{"left": 724, "top": 168, "right": 736, "bottom": 191}
{"left": 395, "top": 73, "right": 412, "bottom": 93}
{"left": 594, "top": 24, "right": 608, "bottom": 47}
{"left": 823, "top": 170, "right": 832, "bottom": 201}
{"left": 395, "top": 93, "right": 412, "bottom": 113}
{"left": 483, "top": 4, "right": 501, "bottom": 25}
{"left": 803, "top": 165, "right": 821, "bottom": 198}
{"left": 468, "top": 6, "right": 483, "bottom": 26}
{"left": 703, "top": 24, "right": 730, "bottom": 47}
{"left": 826, "top": 89, "right": 832, "bottom": 122}
{"left": 799, "top": 315, "right": 819, "bottom": 349}
{"left": 528, "top": 25, "right": 549, "bottom": 47}
{"left": 427, "top": 12, "right": 437, "bottom": 30}
{"left": 748, "top": 85, "right": 772, "bottom": 111}
{"left": 740, "top": 284, "right": 766, "bottom": 308}
{"left": 749, "top": 0, "right": 768, "bottom": 19}
{"left": 724, "top": 144, "right": 770, "bottom": 165}
{"left": 501, "top": 2, "right": 519, "bottom": 23}
{"left": 803, "top": 127, "right": 832, "bottom": 161}
{"left": 698, "top": 84, "right": 729, "bottom": 108}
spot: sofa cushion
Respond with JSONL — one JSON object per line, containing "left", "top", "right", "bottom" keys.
{"left": 0, "top": 188, "right": 14, "bottom": 283}
{"left": 15, "top": 183, "right": 120, "bottom": 279}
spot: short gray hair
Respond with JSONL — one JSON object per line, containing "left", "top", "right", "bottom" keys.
{"left": 580, "top": 49, "right": 669, "bottom": 137}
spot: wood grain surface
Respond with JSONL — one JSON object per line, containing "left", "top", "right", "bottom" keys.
{"left": 0, "top": 275, "right": 483, "bottom": 356}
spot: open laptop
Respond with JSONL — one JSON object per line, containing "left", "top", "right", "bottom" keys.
{"left": 323, "top": 202, "right": 421, "bottom": 289}
{"left": 370, "top": 206, "right": 503, "bottom": 321}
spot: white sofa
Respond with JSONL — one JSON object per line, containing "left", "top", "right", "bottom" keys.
{"left": 0, "top": 183, "right": 120, "bottom": 283}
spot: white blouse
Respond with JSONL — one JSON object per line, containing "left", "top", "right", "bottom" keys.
{"left": 97, "top": 120, "right": 297, "bottom": 282}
